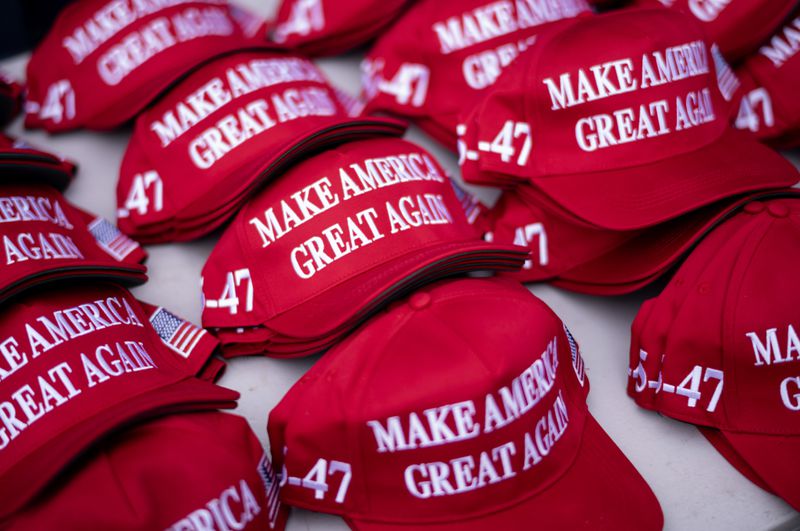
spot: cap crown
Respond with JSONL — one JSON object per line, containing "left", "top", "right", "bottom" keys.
{"left": 269, "top": 278, "right": 589, "bottom": 523}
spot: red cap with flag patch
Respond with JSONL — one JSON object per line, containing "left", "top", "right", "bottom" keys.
{"left": 628, "top": 195, "right": 800, "bottom": 511}
{"left": 24, "top": 0, "right": 264, "bottom": 132}
{"left": 269, "top": 0, "right": 412, "bottom": 56}
{"left": 5, "top": 412, "right": 286, "bottom": 531}
{"left": 633, "top": 0, "right": 798, "bottom": 61}
{"left": 201, "top": 137, "right": 527, "bottom": 357}
{"left": 360, "top": 0, "right": 592, "bottom": 150}
{"left": 0, "top": 183, "right": 147, "bottom": 303}
{"left": 733, "top": 10, "right": 800, "bottom": 148}
{"left": 269, "top": 277, "right": 663, "bottom": 530}
{"left": 0, "top": 282, "right": 239, "bottom": 519}
{"left": 459, "top": 9, "right": 798, "bottom": 230}
{"left": 117, "top": 48, "right": 405, "bottom": 243}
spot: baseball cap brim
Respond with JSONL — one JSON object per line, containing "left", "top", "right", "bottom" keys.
{"left": 698, "top": 427, "right": 799, "bottom": 511}
{"left": 532, "top": 128, "right": 799, "bottom": 231}
{"left": 347, "top": 414, "right": 663, "bottom": 531}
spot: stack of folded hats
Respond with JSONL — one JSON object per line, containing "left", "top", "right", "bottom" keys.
{"left": 116, "top": 48, "right": 405, "bottom": 243}
{"left": 360, "top": 0, "right": 593, "bottom": 150}
{"left": 268, "top": 277, "right": 664, "bottom": 530}
{"left": 633, "top": 0, "right": 798, "bottom": 62}
{"left": 0, "top": 133, "right": 76, "bottom": 188}
{"left": 627, "top": 192, "right": 800, "bottom": 511}
{"left": 458, "top": 8, "right": 799, "bottom": 294}
{"left": 732, "top": 7, "right": 800, "bottom": 148}
{"left": 268, "top": 0, "right": 413, "bottom": 56}
{"left": 24, "top": 0, "right": 264, "bottom": 133}
{"left": 201, "top": 137, "right": 528, "bottom": 358}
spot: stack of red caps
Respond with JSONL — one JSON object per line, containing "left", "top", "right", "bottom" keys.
{"left": 459, "top": 8, "right": 799, "bottom": 294}
{"left": 201, "top": 137, "right": 528, "bottom": 358}
{"left": 627, "top": 192, "right": 800, "bottom": 511}
{"left": 24, "top": 0, "right": 264, "bottom": 132}
{"left": 269, "top": 0, "right": 413, "bottom": 56}
{"left": 0, "top": 282, "right": 240, "bottom": 520}
{"left": 0, "top": 134, "right": 77, "bottom": 189}
{"left": 733, "top": 9, "right": 800, "bottom": 148}
{"left": 117, "top": 49, "right": 406, "bottom": 243}
{"left": 6, "top": 411, "right": 287, "bottom": 531}
{"left": 0, "top": 72, "right": 22, "bottom": 126}
{"left": 269, "top": 277, "right": 663, "bottom": 530}
{"left": 0, "top": 182, "right": 149, "bottom": 303}
{"left": 360, "top": 0, "right": 592, "bottom": 150}
{"left": 632, "top": 0, "right": 798, "bottom": 61}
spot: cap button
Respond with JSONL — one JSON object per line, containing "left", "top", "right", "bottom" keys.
{"left": 743, "top": 201, "right": 765, "bottom": 214}
{"left": 409, "top": 292, "right": 432, "bottom": 310}
{"left": 767, "top": 202, "right": 789, "bottom": 218}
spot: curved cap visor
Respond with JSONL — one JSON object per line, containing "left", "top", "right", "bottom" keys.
{"left": 347, "top": 415, "right": 663, "bottom": 531}
{"left": 532, "top": 128, "right": 800, "bottom": 231}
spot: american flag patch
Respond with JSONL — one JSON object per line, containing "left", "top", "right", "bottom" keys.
{"left": 88, "top": 217, "right": 138, "bottom": 261}
{"left": 450, "top": 179, "right": 481, "bottom": 225}
{"left": 563, "top": 324, "right": 585, "bottom": 386}
{"left": 149, "top": 307, "right": 205, "bottom": 359}
{"left": 259, "top": 454, "right": 283, "bottom": 529}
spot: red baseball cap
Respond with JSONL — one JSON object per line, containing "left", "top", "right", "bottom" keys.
{"left": 0, "top": 72, "right": 22, "bottom": 126}
{"left": 6, "top": 412, "right": 287, "bottom": 531}
{"left": 201, "top": 137, "right": 527, "bottom": 357}
{"left": 269, "top": 0, "right": 412, "bottom": 56}
{"left": 628, "top": 196, "right": 800, "bottom": 511}
{"left": 0, "top": 183, "right": 148, "bottom": 303}
{"left": 733, "top": 10, "right": 800, "bottom": 148}
{"left": 0, "top": 134, "right": 77, "bottom": 190}
{"left": 269, "top": 277, "right": 663, "bottom": 530}
{"left": 117, "top": 49, "right": 406, "bottom": 243}
{"left": 24, "top": 0, "right": 264, "bottom": 133}
{"left": 459, "top": 9, "right": 799, "bottom": 230}
{"left": 361, "top": 0, "right": 592, "bottom": 150}
{"left": 0, "top": 282, "right": 239, "bottom": 519}
{"left": 633, "top": 0, "right": 798, "bottom": 61}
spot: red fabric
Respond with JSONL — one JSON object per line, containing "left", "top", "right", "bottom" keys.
{"left": 733, "top": 9, "right": 800, "bottom": 147}
{"left": 0, "top": 72, "right": 23, "bottom": 125}
{"left": 200, "top": 137, "right": 528, "bottom": 357}
{"left": 0, "top": 134, "right": 77, "bottom": 190}
{"left": 628, "top": 196, "right": 800, "bottom": 510}
{"left": 269, "top": 277, "right": 662, "bottom": 530}
{"left": 361, "top": 0, "right": 592, "bottom": 150}
{"left": 24, "top": 0, "right": 264, "bottom": 132}
{"left": 6, "top": 412, "right": 287, "bottom": 531}
{"left": 269, "top": 0, "right": 413, "bottom": 56}
{"left": 117, "top": 49, "right": 406, "bottom": 243}
{"left": 0, "top": 283, "right": 239, "bottom": 519}
{"left": 633, "top": 0, "right": 799, "bottom": 61}
{"left": 0, "top": 184, "right": 147, "bottom": 304}
{"left": 459, "top": 9, "right": 798, "bottom": 229}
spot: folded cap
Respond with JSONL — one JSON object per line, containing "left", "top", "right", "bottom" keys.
{"left": 269, "top": 277, "right": 663, "bottom": 530}
{"left": 0, "top": 282, "right": 239, "bottom": 518}
{"left": 24, "top": 0, "right": 262, "bottom": 132}
{"left": 634, "top": 0, "right": 799, "bottom": 61}
{"left": 361, "top": 0, "right": 592, "bottom": 150}
{"left": 201, "top": 137, "right": 527, "bottom": 342}
{"left": 733, "top": 10, "right": 800, "bottom": 148}
{"left": 6, "top": 412, "right": 286, "bottom": 531}
{"left": 459, "top": 9, "right": 799, "bottom": 230}
{"left": 270, "top": 0, "right": 411, "bottom": 56}
{"left": 0, "top": 184, "right": 147, "bottom": 303}
{"left": 0, "top": 134, "right": 77, "bottom": 190}
{"left": 0, "top": 72, "right": 23, "bottom": 126}
{"left": 628, "top": 196, "right": 800, "bottom": 511}
{"left": 117, "top": 49, "right": 405, "bottom": 242}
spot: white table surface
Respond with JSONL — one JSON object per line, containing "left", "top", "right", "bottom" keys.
{"left": 3, "top": 1, "right": 799, "bottom": 529}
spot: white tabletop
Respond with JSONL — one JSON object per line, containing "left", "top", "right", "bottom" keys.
{"left": 3, "top": 1, "right": 799, "bottom": 529}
